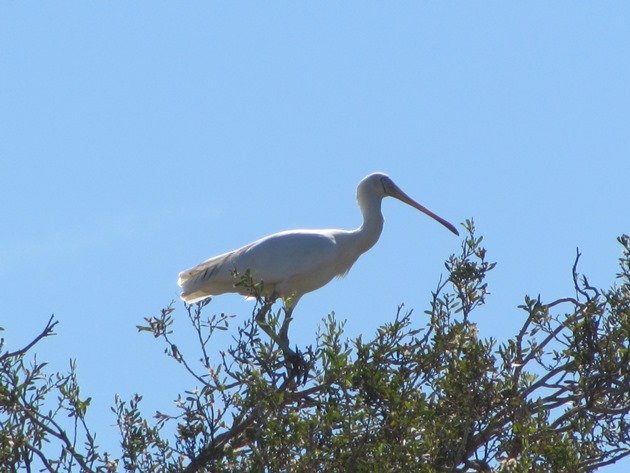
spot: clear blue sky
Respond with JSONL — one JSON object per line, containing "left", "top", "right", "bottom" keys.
{"left": 1, "top": 2, "right": 628, "bottom": 469}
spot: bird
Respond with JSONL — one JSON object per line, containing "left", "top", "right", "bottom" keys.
{"left": 178, "top": 172, "right": 458, "bottom": 353}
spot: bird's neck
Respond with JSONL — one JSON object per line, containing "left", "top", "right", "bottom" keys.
{"left": 354, "top": 193, "right": 384, "bottom": 254}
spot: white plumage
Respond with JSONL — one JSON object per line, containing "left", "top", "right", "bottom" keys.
{"left": 178, "top": 172, "right": 458, "bottom": 310}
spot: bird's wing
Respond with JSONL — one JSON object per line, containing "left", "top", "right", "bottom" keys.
{"left": 240, "top": 230, "right": 339, "bottom": 282}
{"left": 177, "top": 245, "right": 249, "bottom": 287}
{"left": 178, "top": 230, "right": 345, "bottom": 302}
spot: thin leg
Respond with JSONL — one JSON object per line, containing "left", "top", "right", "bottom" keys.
{"left": 278, "top": 305, "right": 294, "bottom": 352}
{"left": 254, "top": 296, "right": 294, "bottom": 356}
{"left": 279, "top": 302, "right": 308, "bottom": 382}
{"left": 255, "top": 297, "right": 281, "bottom": 346}
{"left": 254, "top": 298, "right": 307, "bottom": 381}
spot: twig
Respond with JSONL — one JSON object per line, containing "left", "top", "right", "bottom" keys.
{"left": 1, "top": 315, "right": 58, "bottom": 361}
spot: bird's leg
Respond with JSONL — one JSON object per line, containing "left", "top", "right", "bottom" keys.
{"left": 254, "top": 296, "right": 307, "bottom": 382}
{"left": 254, "top": 296, "right": 281, "bottom": 346}
{"left": 254, "top": 295, "right": 296, "bottom": 361}
{"left": 279, "top": 303, "right": 309, "bottom": 383}
{"left": 254, "top": 297, "right": 274, "bottom": 326}
{"left": 278, "top": 306, "right": 293, "bottom": 354}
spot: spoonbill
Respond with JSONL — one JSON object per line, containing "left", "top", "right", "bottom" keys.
{"left": 178, "top": 172, "right": 458, "bottom": 352}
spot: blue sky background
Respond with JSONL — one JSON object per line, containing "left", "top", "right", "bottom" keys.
{"left": 1, "top": 2, "right": 628, "bottom": 469}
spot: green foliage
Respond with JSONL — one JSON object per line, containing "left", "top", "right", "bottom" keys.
{"left": 0, "top": 318, "right": 110, "bottom": 472}
{"left": 1, "top": 223, "right": 628, "bottom": 472}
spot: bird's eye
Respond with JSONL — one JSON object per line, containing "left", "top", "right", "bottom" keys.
{"left": 380, "top": 178, "right": 389, "bottom": 194}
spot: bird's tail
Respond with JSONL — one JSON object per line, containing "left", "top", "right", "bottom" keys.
{"left": 178, "top": 247, "right": 247, "bottom": 303}
{"left": 177, "top": 250, "right": 236, "bottom": 303}
{"left": 178, "top": 268, "right": 212, "bottom": 303}
{"left": 180, "top": 290, "right": 212, "bottom": 304}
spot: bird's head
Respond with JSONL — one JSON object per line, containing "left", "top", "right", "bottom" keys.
{"left": 357, "top": 172, "right": 459, "bottom": 236}
{"left": 357, "top": 172, "right": 393, "bottom": 198}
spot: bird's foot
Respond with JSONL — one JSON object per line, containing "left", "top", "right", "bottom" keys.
{"left": 284, "top": 347, "right": 309, "bottom": 384}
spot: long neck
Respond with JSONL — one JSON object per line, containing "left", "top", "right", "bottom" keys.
{"left": 353, "top": 191, "right": 384, "bottom": 255}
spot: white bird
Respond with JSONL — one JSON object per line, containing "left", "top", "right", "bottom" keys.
{"left": 178, "top": 172, "right": 458, "bottom": 352}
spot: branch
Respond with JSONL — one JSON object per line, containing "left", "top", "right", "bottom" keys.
{"left": 182, "top": 408, "right": 258, "bottom": 473}
{"left": 580, "top": 448, "right": 630, "bottom": 471}
{"left": 19, "top": 402, "right": 95, "bottom": 473}
{"left": 0, "top": 315, "right": 58, "bottom": 361}
{"left": 523, "top": 362, "right": 573, "bottom": 398}
{"left": 24, "top": 443, "right": 55, "bottom": 472}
